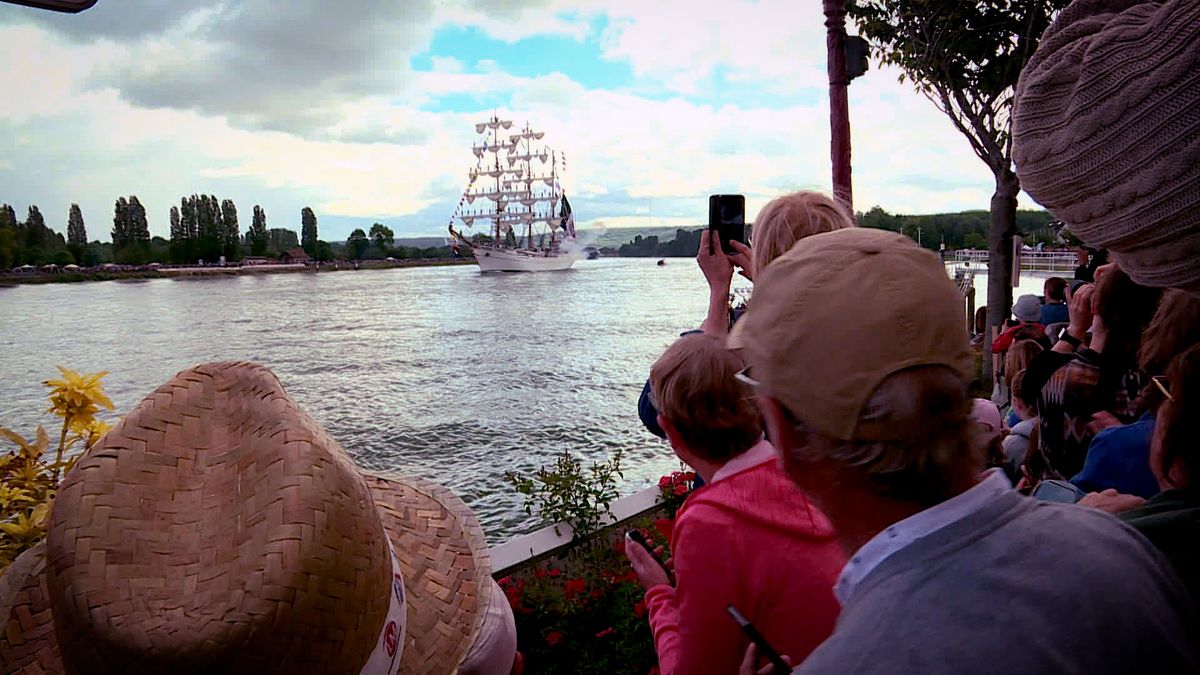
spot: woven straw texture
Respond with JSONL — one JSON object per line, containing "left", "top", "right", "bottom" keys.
{"left": 0, "top": 543, "right": 61, "bottom": 672}
{"left": 0, "top": 362, "right": 488, "bottom": 674}
{"left": 1013, "top": 0, "right": 1200, "bottom": 291}
{"left": 364, "top": 474, "right": 491, "bottom": 675}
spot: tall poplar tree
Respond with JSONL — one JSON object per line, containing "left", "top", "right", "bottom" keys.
{"left": 248, "top": 205, "right": 269, "bottom": 256}
{"left": 66, "top": 203, "right": 87, "bottom": 265}
{"left": 301, "top": 207, "right": 318, "bottom": 257}
{"left": 221, "top": 199, "right": 240, "bottom": 261}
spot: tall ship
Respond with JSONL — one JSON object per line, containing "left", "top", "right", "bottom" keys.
{"left": 448, "top": 115, "right": 579, "bottom": 272}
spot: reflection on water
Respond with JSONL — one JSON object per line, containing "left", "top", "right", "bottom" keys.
{"left": 0, "top": 259, "right": 745, "bottom": 542}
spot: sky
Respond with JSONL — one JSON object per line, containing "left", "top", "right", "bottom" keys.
{"left": 0, "top": 0, "right": 1012, "bottom": 243}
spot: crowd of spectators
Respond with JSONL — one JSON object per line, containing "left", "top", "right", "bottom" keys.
{"left": 624, "top": 1, "right": 1200, "bottom": 672}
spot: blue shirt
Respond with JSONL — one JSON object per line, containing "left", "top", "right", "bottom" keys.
{"left": 1039, "top": 302, "right": 1069, "bottom": 326}
{"left": 1071, "top": 413, "right": 1160, "bottom": 499}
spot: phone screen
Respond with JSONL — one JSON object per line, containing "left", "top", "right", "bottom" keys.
{"left": 708, "top": 195, "right": 745, "bottom": 255}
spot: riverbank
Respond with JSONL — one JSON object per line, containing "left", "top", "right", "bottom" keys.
{"left": 0, "top": 257, "right": 476, "bottom": 286}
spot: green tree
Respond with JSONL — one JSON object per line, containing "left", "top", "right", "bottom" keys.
{"left": 66, "top": 204, "right": 86, "bottom": 264}
{"left": 220, "top": 199, "right": 240, "bottom": 261}
{"left": 111, "top": 197, "right": 129, "bottom": 252}
{"left": 369, "top": 222, "right": 394, "bottom": 251}
{"left": 267, "top": 227, "right": 298, "bottom": 254}
{"left": 346, "top": 228, "right": 369, "bottom": 260}
{"left": 0, "top": 204, "right": 16, "bottom": 268}
{"left": 248, "top": 205, "right": 269, "bottom": 256}
{"left": 314, "top": 240, "right": 333, "bottom": 262}
{"left": 962, "top": 232, "right": 988, "bottom": 249}
{"left": 168, "top": 205, "right": 187, "bottom": 263}
{"left": 127, "top": 196, "right": 150, "bottom": 244}
{"left": 848, "top": 0, "right": 1067, "bottom": 376}
{"left": 301, "top": 207, "right": 318, "bottom": 257}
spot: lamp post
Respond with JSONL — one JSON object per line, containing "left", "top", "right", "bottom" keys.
{"left": 824, "top": 0, "right": 853, "bottom": 211}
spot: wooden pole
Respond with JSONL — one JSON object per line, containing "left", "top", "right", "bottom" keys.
{"left": 824, "top": 0, "right": 853, "bottom": 211}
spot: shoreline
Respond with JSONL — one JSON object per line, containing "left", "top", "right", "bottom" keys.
{"left": 0, "top": 257, "right": 477, "bottom": 286}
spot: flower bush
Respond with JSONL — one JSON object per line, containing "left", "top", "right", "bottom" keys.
{"left": 0, "top": 367, "right": 113, "bottom": 569}
{"left": 503, "top": 519, "right": 670, "bottom": 675}
{"left": 657, "top": 470, "right": 695, "bottom": 519}
{"left": 503, "top": 465, "right": 701, "bottom": 674}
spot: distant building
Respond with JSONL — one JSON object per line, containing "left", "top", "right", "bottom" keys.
{"left": 241, "top": 256, "right": 271, "bottom": 266}
{"left": 280, "top": 248, "right": 311, "bottom": 265}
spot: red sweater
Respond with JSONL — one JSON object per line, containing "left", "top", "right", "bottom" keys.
{"left": 644, "top": 458, "right": 844, "bottom": 674}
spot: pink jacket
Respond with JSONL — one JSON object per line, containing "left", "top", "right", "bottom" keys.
{"left": 645, "top": 453, "right": 844, "bottom": 674}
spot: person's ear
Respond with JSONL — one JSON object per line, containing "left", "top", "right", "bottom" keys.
{"left": 658, "top": 414, "right": 682, "bottom": 447}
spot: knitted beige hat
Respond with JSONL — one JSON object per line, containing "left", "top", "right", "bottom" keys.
{"left": 0, "top": 362, "right": 491, "bottom": 674}
{"left": 1012, "top": 0, "right": 1200, "bottom": 292}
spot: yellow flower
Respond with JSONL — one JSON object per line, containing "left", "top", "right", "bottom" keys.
{"left": 43, "top": 366, "right": 114, "bottom": 431}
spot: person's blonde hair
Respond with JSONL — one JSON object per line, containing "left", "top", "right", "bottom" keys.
{"left": 751, "top": 191, "right": 854, "bottom": 278}
{"left": 650, "top": 333, "right": 762, "bottom": 462}
{"left": 1004, "top": 339, "right": 1043, "bottom": 393}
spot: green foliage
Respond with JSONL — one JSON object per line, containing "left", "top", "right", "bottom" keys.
{"left": 248, "top": 205, "right": 269, "bottom": 256}
{"left": 266, "top": 227, "right": 299, "bottom": 255}
{"left": 369, "top": 222, "right": 394, "bottom": 251}
{"left": 501, "top": 532, "right": 658, "bottom": 675}
{"left": 0, "top": 367, "right": 113, "bottom": 570}
{"left": 301, "top": 207, "right": 318, "bottom": 257}
{"left": 221, "top": 199, "right": 241, "bottom": 262}
{"left": 314, "top": 240, "right": 333, "bottom": 262}
{"left": 857, "top": 206, "right": 1056, "bottom": 250}
{"left": 347, "top": 228, "right": 369, "bottom": 260}
{"left": 618, "top": 229, "right": 704, "bottom": 257}
{"left": 505, "top": 448, "right": 624, "bottom": 541}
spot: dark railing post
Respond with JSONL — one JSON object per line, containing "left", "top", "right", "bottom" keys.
{"left": 824, "top": 0, "right": 853, "bottom": 211}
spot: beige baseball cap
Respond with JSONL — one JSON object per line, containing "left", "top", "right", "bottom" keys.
{"left": 729, "top": 228, "right": 973, "bottom": 441}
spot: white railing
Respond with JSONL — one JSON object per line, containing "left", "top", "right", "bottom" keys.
{"left": 953, "top": 249, "right": 1077, "bottom": 274}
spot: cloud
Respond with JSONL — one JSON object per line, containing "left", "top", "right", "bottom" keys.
{"left": 0, "top": 1, "right": 1022, "bottom": 245}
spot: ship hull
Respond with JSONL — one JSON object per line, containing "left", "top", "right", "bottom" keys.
{"left": 472, "top": 246, "right": 579, "bottom": 272}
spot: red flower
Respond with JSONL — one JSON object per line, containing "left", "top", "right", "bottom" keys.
{"left": 673, "top": 483, "right": 688, "bottom": 496}
{"left": 658, "top": 476, "right": 670, "bottom": 488}
{"left": 544, "top": 630, "right": 565, "bottom": 647}
{"left": 634, "top": 600, "right": 647, "bottom": 617}
{"left": 534, "top": 568, "right": 547, "bottom": 579}
{"left": 595, "top": 627, "right": 615, "bottom": 638}
{"left": 548, "top": 567, "right": 561, "bottom": 578}
{"left": 497, "top": 576, "right": 512, "bottom": 588}
{"left": 564, "top": 578, "right": 587, "bottom": 600}
{"left": 683, "top": 471, "right": 696, "bottom": 481}
{"left": 623, "top": 570, "right": 639, "bottom": 583}
{"left": 614, "top": 539, "right": 626, "bottom": 555}
{"left": 653, "top": 518, "right": 674, "bottom": 543}
{"left": 591, "top": 589, "right": 605, "bottom": 599}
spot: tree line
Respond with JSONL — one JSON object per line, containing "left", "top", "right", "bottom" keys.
{"left": 615, "top": 208, "right": 1058, "bottom": 258}
{"left": 0, "top": 198, "right": 459, "bottom": 269}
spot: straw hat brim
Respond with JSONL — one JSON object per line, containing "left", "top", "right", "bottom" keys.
{"left": 0, "top": 474, "right": 492, "bottom": 675}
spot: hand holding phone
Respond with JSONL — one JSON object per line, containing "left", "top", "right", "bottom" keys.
{"left": 626, "top": 530, "right": 673, "bottom": 586}
{"left": 727, "top": 604, "right": 791, "bottom": 674}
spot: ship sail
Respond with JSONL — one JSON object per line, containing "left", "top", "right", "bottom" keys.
{"left": 448, "top": 117, "right": 579, "bottom": 272}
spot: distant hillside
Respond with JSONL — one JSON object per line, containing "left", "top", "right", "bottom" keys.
{"left": 612, "top": 208, "right": 1057, "bottom": 257}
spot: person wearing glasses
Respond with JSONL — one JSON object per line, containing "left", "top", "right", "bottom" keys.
{"left": 731, "top": 228, "right": 1195, "bottom": 673}
{"left": 625, "top": 332, "right": 843, "bottom": 675}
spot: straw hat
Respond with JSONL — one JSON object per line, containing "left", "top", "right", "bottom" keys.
{"left": 0, "top": 362, "right": 491, "bottom": 674}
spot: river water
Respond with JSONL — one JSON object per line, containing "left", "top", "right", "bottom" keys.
{"left": 0, "top": 258, "right": 1051, "bottom": 542}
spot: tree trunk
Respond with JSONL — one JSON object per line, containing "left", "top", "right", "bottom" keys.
{"left": 983, "top": 167, "right": 1019, "bottom": 382}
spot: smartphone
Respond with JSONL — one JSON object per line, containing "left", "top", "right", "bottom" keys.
{"left": 726, "top": 604, "right": 790, "bottom": 674}
{"left": 1031, "top": 479, "right": 1085, "bottom": 504}
{"left": 708, "top": 195, "right": 746, "bottom": 255}
{"left": 628, "top": 528, "right": 676, "bottom": 581}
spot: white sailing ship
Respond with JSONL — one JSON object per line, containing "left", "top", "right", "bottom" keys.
{"left": 448, "top": 115, "right": 579, "bottom": 272}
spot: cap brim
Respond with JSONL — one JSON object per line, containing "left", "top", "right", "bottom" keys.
{"left": 362, "top": 473, "right": 492, "bottom": 675}
{"left": 0, "top": 542, "right": 63, "bottom": 672}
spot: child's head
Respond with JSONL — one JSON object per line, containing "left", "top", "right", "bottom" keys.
{"left": 1010, "top": 369, "right": 1034, "bottom": 420}
{"left": 650, "top": 333, "right": 762, "bottom": 464}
